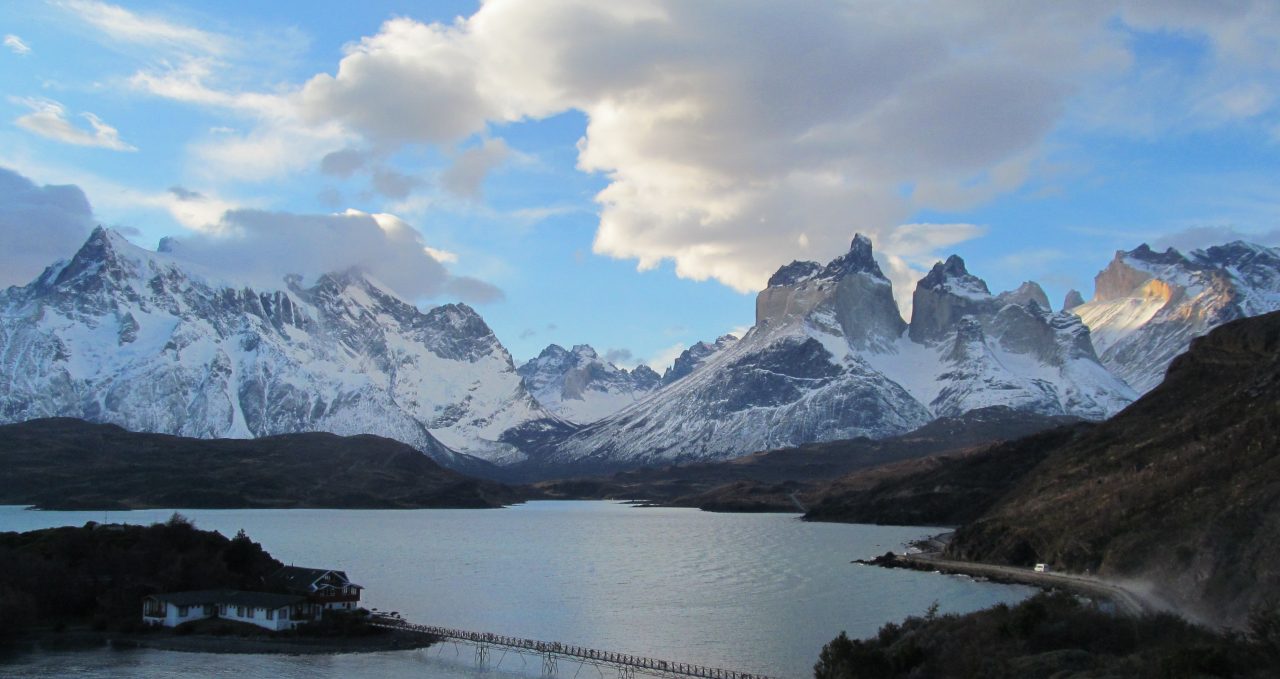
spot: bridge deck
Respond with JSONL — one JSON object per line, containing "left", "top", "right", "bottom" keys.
{"left": 377, "top": 620, "right": 783, "bottom": 679}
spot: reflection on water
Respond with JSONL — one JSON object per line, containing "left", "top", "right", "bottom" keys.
{"left": 0, "top": 502, "right": 1034, "bottom": 678}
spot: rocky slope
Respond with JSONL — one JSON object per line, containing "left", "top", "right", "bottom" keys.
{"left": 523, "top": 235, "right": 1131, "bottom": 473}
{"left": 1073, "top": 241, "right": 1280, "bottom": 393}
{"left": 946, "top": 310, "right": 1280, "bottom": 626}
{"left": 0, "top": 418, "right": 526, "bottom": 509}
{"left": 516, "top": 344, "right": 661, "bottom": 423}
{"left": 0, "top": 228, "right": 555, "bottom": 465}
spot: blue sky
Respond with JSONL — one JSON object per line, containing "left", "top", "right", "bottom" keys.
{"left": 2, "top": 1, "right": 1278, "bottom": 368}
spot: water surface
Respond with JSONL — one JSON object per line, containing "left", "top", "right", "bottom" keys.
{"left": 0, "top": 502, "right": 1033, "bottom": 678}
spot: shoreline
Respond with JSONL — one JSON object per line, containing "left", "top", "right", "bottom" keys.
{"left": 1, "top": 627, "right": 438, "bottom": 658}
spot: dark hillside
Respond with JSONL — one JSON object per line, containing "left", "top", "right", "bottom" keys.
{"left": 0, "top": 516, "right": 280, "bottom": 636}
{"left": 948, "top": 310, "right": 1280, "bottom": 626}
{"left": 0, "top": 418, "right": 527, "bottom": 509}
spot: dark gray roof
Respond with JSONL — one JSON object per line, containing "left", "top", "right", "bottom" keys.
{"left": 146, "top": 589, "right": 305, "bottom": 609}
{"left": 267, "top": 565, "right": 360, "bottom": 592}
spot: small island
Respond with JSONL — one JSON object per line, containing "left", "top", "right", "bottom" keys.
{"left": 0, "top": 513, "right": 434, "bottom": 655}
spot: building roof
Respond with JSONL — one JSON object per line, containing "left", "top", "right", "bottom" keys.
{"left": 267, "top": 565, "right": 361, "bottom": 593}
{"left": 146, "top": 589, "right": 306, "bottom": 609}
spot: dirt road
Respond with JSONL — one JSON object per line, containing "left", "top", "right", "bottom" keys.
{"left": 900, "top": 552, "right": 1156, "bottom": 617}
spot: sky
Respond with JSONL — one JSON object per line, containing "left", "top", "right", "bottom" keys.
{"left": 2, "top": 1, "right": 1279, "bottom": 369}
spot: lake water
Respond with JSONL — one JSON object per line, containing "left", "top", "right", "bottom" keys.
{"left": 0, "top": 502, "right": 1033, "bottom": 678}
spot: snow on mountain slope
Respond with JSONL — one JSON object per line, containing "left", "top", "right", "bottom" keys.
{"left": 516, "top": 344, "right": 660, "bottom": 423}
{"left": 0, "top": 227, "right": 553, "bottom": 465}
{"left": 536, "top": 235, "right": 1130, "bottom": 469}
{"left": 1073, "top": 241, "right": 1280, "bottom": 393}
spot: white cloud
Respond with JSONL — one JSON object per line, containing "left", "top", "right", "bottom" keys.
{"left": 440, "top": 137, "right": 510, "bottom": 200}
{"left": 423, "top": 246, "right": 458, "bottom": 264}
{"left": 276, "top": 2, "right": 1128, "bottom": 295}
{"left": 645, "top": 342, "right": 687, "bottom": 373}
{"left": 112, "top": 0, "right": 1280, "bottom": 296}
{"left": 13, "top": 97, "right": 137, "bottom": 151}
{"left": 56, "top": 0, "right": 229, "bottom": 56}
{"left": 4, "top": 35, "right": 31, "bottom": 56}
{"left": 162, "top": 208, "right": 502, "bottom": 303}
{"left": 0, "top": 166, "right": 96, "bottom": 286}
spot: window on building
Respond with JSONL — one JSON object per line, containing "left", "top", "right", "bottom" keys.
{"left": 267, "top": 609, "right": 274, "bottom": 620}
{"left": 282, "top": 608, "right": 290, "bottom": 619}
{"left": 237, "top": 606, "right": 245, "bottom": 617}
{"left": 178, "top": 605, "right": 189, "bottom": 616}
{"left": 248, "top": 608, "right": 255, "bottom": 619}
{"left": 219, "top": 604, "right": 227, "bottom": 616}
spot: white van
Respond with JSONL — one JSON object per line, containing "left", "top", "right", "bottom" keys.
{"left": 1034, "top": 563, "right": 1050, "bottom": 573}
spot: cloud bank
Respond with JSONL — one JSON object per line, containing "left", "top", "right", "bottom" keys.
{"left": 0, "top": 168, "right": 96, "bottom": 287}
{"left": 113, "top": 0, "right": 1280, "bottom": 296}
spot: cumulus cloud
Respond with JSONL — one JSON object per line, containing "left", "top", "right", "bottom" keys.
{"left": 13, "top": 97, "right": 137, "bottom": 151}
{"left": 0, "top": 167, "right": 96, "bottom": 287}
{"left": 4, "top": 35, "right": 30, "bottom": 55}
{"left": 161, "top": 207, "right": 502, "bottom": 304}
{"left": 277, "top": 2, "right": 1133, "bottom": 294}
{"left": 370, "top": 166, "right": 421, "bottom": 200}
{"left": 320, "top": 148, "right": 368, "bottom": 178}
{"left": 128, "top": 0, "right": 1280, "bottom": 295}
{"left": 440, "top": 138, "right": 510, "bottom": 199}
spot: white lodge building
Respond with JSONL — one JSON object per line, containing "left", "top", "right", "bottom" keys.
{"left": 142, "top": 566, "right": 363, "bottom": 631}
{"left": 142, "top": 590, "right": 312, "bottom": 631}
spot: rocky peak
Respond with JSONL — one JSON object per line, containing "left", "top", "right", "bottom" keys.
{"left": 996, "top": 281, "right": 1051, "bottom": 311}
{"left": 629, "top": 364, "right": 661, "bottom": 389}
{"left": 419, "top": 303, "right": 503, "bottom": 363}
{"left": 52, "top": 227, "right": 139, "bottom": 289}
{"left": 662, "top": 334, "right": 738, "bottom": 385}
{"left": 1063, "top": 289, "right": 1086, "bottom": 311}
{"left": 918, "top": 255, "right": 990, "bottom": 297}
{"left": 767, "top": 260, "right": 822, "bottom": 287}
{"left": 909, "top": 255, "right": 995, "bottom": 344}
{"left": 1092, "top": 246, "right": 1188, "bottom": 302}
{"left": 821, "top": 233, "right": 887, "bottom": 281}
{"left": 571, "top": 344, "right": 599, "bottom": 360}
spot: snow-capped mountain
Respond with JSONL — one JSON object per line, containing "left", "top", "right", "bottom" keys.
{"left": 0, "top": 228, "right": 554, "bottom": 465}
{"left": 1073, "top": 241, "right": 1280, "bottom": 393}
{"left": 533, "top": 235, "right": 1132, "bottom": 469}
{"left": 516, "top": 344, "right": 661, "bottom": 423}
{"left": 661, "top": 334, "right": 738, "bottom": 386}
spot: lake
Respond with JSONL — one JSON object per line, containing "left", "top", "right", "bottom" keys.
{"left": 0, "top": 501, "right": 1034, "bottom": 678}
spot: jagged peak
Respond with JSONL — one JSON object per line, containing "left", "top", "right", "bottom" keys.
{"left": 535, "top": 343, "right": 570, "bottom": 359}
{"left": 996, "top": 281, "right": 1051, "bottom": 310}
{"left": 765, "top": 234, "right": 886, "bottom": 288}
{"left": 767, "top": 260, "right": 822, "bottom": 287}
{"left": 630, "top": 364, "right": 660, "bottom": 379}
{"left": 570, "top": 344, "right": 598, "bottom": 359}
{"left": 820, "top": 232, "right": 887, "bottom": 281}
{"left": 1063, "top": 289, "right": 1086, "bottom": 311}
{"left": 919, "top": 254, "right": 990, "bottom": 297}
{"left": 1123, "top": 243, "right": 1188, "bottom": 267}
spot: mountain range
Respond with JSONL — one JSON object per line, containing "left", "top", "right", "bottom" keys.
{"left": 2, "top": 227, "right": 1278, "bottom": 476}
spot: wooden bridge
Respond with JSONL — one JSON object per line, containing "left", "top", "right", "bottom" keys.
{"left": 374, "top": 619, "right": 784, "bottom": 679}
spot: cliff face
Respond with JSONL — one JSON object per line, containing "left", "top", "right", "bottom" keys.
{"left": 947, "top": 310, "right": 1280, "bottom": 626}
